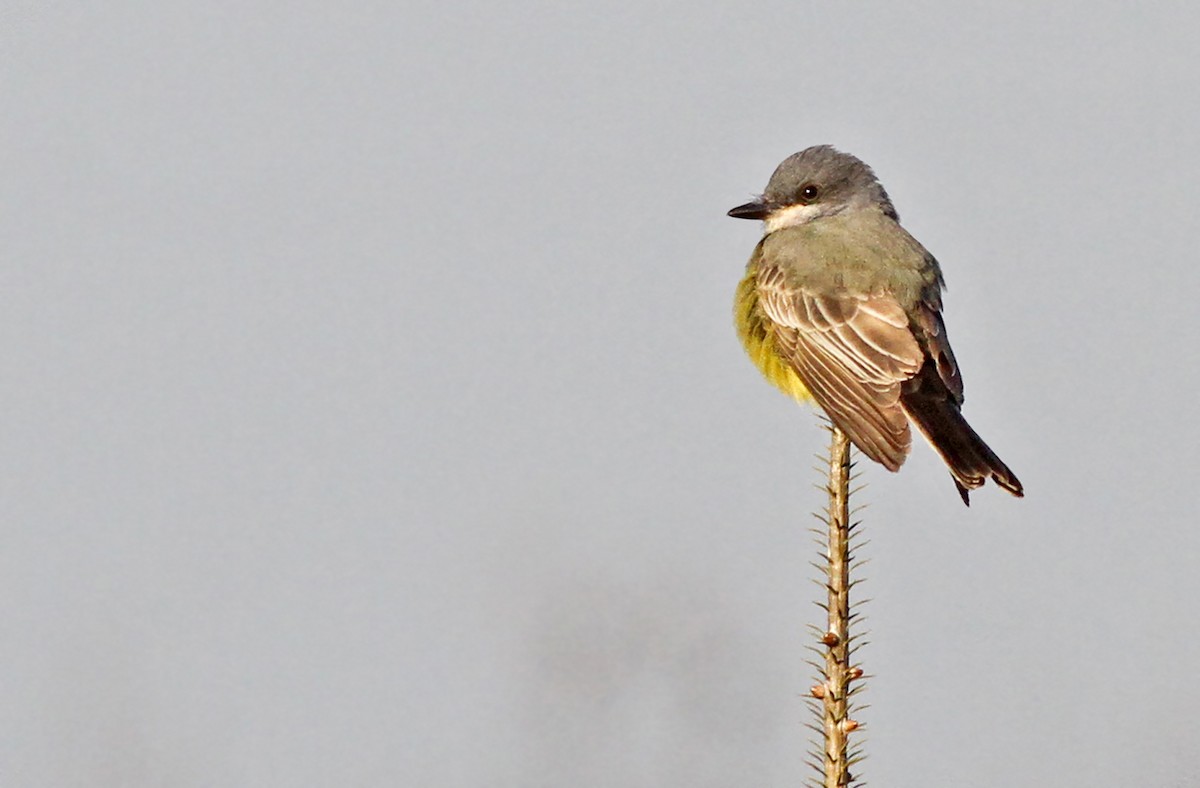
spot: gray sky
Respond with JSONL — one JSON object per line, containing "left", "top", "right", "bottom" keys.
{"left": 3, "top": 2, "right": 1199, "bottom": 785}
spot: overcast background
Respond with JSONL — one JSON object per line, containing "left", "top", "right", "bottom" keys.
{"left": 3, "top": 3, "right": 1198, "bottom": 786}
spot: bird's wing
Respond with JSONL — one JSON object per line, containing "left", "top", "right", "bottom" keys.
{"left": 908, "top": 297, "right": 963, "bottom": 401}
{"left": 756, "top": 263, "right": 924, "bottom": 470}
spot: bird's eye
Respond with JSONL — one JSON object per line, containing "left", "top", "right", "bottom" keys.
{"left": 800, "top": 184, "right": 820, "bottom": 202}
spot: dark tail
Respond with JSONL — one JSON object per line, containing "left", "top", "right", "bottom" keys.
{"left": 901, "top": 391, "right": 1023, "bottom": 506}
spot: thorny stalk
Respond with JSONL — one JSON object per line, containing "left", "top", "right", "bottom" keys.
{"left": 806, "top": 425, "right": 866, "bottom": 787}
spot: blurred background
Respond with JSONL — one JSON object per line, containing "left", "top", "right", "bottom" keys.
{"left": 3, "top": 2, "right": 1198, "bottom": 785}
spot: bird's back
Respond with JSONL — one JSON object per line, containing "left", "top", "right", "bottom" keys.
{"left": 759, "top": 211, "right": 939, "bottom": 308}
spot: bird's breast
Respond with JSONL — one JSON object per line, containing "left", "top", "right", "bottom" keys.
{"left": 734, "top": 268, "right": 813, "bottom": 404}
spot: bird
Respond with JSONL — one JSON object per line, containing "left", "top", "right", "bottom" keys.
{"left": 728, "top": 145, "right": 1022, "bottom": 504}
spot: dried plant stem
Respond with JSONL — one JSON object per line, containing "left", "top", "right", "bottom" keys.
{"left": 816, "top": 425, "right": 859, "bottom": 787}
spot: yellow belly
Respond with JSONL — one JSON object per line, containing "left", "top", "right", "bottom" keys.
{"left": 734, "top": 270, "right": 814, "bottom": 404}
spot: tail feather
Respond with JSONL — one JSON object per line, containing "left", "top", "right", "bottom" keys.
{"left": 901, "top": 391, "right": 1023, "bottom": 506}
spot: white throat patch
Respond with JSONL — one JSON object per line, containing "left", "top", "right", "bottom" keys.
{"left": 763, "top": 203, "right": 824, "bottom": 233}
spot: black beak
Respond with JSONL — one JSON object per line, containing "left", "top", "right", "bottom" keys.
{"left": 727, "top": 200, "right": 772, "bottom": 220}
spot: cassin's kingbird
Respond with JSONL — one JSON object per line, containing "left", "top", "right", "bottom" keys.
{"left": 729, "top": 145, "right": 1022, "bottom": 504}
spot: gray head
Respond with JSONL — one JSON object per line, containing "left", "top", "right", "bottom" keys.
{"left": 728, "top": 145, "right": 897, "bottom": 231}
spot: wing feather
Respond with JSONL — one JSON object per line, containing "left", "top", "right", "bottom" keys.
{"left": 757, "top": 264, "right": 924, "bottom": 470}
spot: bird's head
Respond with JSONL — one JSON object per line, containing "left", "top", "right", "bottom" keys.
{"left": 728, "top": 145, "right": 897, "bottom": 232}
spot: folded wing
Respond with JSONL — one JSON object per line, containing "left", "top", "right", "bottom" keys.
{"left": 756, "top": 263, "right": 924, "bottom": 470}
